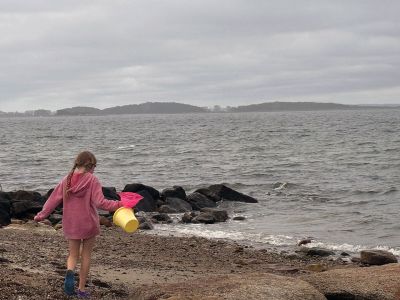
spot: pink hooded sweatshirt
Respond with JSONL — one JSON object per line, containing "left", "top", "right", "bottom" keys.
{"left": 35, "top": 172, "right": 121, "bottom": 240}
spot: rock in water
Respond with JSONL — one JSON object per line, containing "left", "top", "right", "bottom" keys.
{"left": 164, "top": 197, "right": 192, "bottom": 212}
{"left": 139, "top": 222, "right": 153, "bottom": 230}
{"left": 151, "top": 213, "right": 172, "bottom": 224}
{"left": 200, "top": 208, "right": 228, "bottom": 222}
{"left": 196, "top": 184, "right": 258, "bottom": 203}
{"left": 136, "top": 212, "right": 154, "bottom": 230}
{"left": 158, "top": 205, "right": 178, "bottom": 213}
{"left": 360, "top": 250, "right": 398, "bottom": 265}
{"left": 161, "top": 186, "right": 187, "bottom": 200}
{"left": 192, "top": 212, "right": 215, "bottom": 224}
{"left": 186, "top": 192, "right": 217, "bottom": 210}
{"left": 181, "top": 212, "right": 198, "bottom": 223}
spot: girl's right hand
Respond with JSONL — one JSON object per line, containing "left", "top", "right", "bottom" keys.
{"left": 34, "top": 215, "right": 43, "bottom": 222}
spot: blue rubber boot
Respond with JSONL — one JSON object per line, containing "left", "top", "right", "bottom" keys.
{"left": 64, "top": 270, "right": 75, "bottom": 296}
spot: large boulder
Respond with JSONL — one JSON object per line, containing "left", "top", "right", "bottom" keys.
{"left": 196, "top": 184, "right": 258, "bottom": 203}
{"left": 122, "top": 183, "right": 160, "bottom": 212}
{"left": 187, "top": 192, "right": 217, "bottom": 210}
{"left": 195, "top": 187, "right": 221, "bottom": 202}
{"left": 164, "top": 197, "right": 192, "bottom": 212}
{"left": 302, "top": 263, "right": 400, "bottom": 300}
{"left": 360, "top": 250, "right": 398, "bottom": 265}
{"left": 161, "top": 186, "right": 187, "bottom": 200}
{"left": 102, "top": 187, "right": 120, "bottom": 200}
{"left": 134, "top": 273, "right": 326, "bottom": 300}
{"left": 0, "top": 193, "right": 11, "bottom": 226}
{"left": 7, "top": 190, "right": 44, "bottom": 203}
{"left": 123, "top": 183, "right": 160, "bottom": 201}
{"left": 132, "top": 190, "right": 158, "bottom": 212}
{"left": 0, "top": 192, "right": 11, "bottom": 201}
{"left": 11, "top": 200, "right": 43, "bottom": 218}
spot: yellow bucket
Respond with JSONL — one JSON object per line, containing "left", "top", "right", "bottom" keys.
{"left": 113, "top": 207, "right": 139, "bottom": 233}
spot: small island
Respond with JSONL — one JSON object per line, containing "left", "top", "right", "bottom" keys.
{"left": 1, "top": 101, "right": 398, "bottom": 117}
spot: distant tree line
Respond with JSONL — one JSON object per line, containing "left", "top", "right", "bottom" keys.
{"left": 0, "top": 109, "right": 53, "bottom": 117}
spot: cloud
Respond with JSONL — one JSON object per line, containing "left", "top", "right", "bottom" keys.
{"left": 0, "top": 0, "right": 399, "bottom": 111}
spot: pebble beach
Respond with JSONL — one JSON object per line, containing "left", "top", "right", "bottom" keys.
{"left": 1, "top": 221, "right": 400, "bottom": 299}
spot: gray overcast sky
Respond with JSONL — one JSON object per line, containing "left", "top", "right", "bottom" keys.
{"left": 1, "top": 0, "right": 399, "bottom": 111}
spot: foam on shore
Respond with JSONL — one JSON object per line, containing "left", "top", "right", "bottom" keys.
{"left": 151, "top": 223, "right": 400, "bottom": 256}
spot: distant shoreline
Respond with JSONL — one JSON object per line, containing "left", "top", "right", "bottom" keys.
{"left": 1, "top": 101, "right": 399, "bottom": 117}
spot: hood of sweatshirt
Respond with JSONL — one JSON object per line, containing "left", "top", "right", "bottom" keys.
{"left": 65, "top": 172, "right": 93, "bottom": 198}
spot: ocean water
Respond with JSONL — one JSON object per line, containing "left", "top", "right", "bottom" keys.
{"left": 1, "top": 110, "right": 399, "bottom": 255}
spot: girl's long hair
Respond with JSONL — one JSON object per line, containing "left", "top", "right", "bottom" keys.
{"left": 63, "top": 151, "right": 97, "bottom": 200}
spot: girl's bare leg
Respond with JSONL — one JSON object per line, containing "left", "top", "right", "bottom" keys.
{"left": 78, "top": 236, "right": 96, "bottom": 291}
{"left": 67, "top": 239, "right": 81, "bottom": 271}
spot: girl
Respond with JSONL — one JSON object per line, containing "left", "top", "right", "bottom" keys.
{"left": 34, "top": 151, "right": 124, "bottom": 298}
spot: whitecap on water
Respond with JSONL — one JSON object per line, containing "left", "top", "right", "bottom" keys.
{"left": 117, "top": 145, "right": 136, "bottom": 150}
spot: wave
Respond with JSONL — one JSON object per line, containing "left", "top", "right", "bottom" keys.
{"left": 352, "top": 187, "right": 397, "bottom": 196}
{"left": 357, "top": 141, "right": 376, "bottom": 146}
{"left": 151, "top": 224, "right": 400, "bottom": 257}
{"left": 151, "top": 224, "right": 296, "bottom": 247}
{"left": 383, "top": 187, "right": 398, "bottom": 195}
{"left": 353, "top": 189, "right": 380, "bottom": 195}
{"left": 272, "top": 182, "right": 299, "bottom": 190}
{"left": 345, "top": 162, "right": 371, "bottom": 167}
{"left": 384, "top": 147, "right": 400, "bottom": 153}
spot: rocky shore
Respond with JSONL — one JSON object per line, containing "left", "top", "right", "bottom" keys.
{"left": 0, "top": 183, "right": 258, "bottom": 228}
{"left": 1, "top": 183, "right": 399, "bottom": 299}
